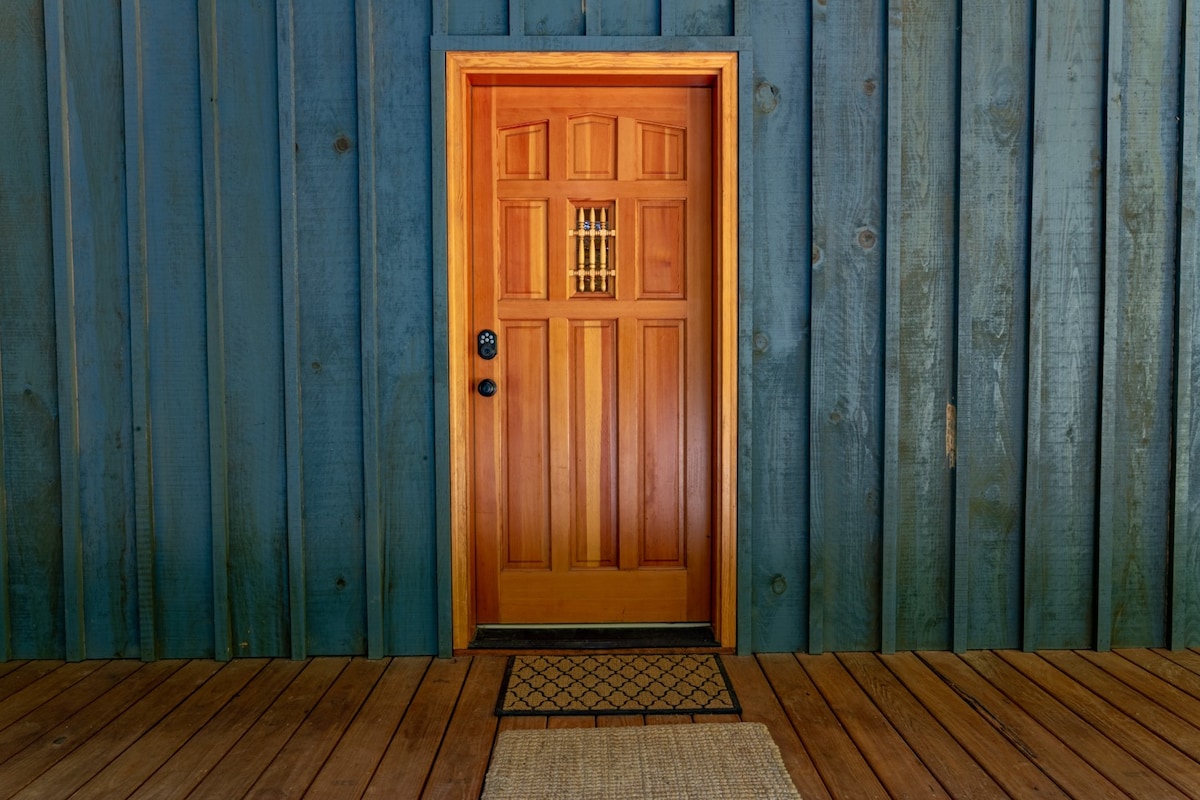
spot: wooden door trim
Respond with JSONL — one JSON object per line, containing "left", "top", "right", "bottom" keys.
{"left": 445, "top": 51, "right": 738, "bottom": 651}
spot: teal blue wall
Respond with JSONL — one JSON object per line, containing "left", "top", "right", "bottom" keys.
{"left": 1, "top": 0, "right": 1198, "bottom": 659}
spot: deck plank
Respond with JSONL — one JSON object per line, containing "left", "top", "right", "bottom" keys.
{"left": 759, "top": 653, "right": 889, "bottom": 799}
{"left": 881, "top": 652, "right": 1069, "bottom": 798}
{"left": 362, "top": 656, "right": 470, "bottom": 799}
{"left": 721, "top": 654, "right": 831, "bottom": 800}
{"left": 244, "top": 657, "right": 387, "bottom": 797}
{"left": 306, "top": 656, "right": 432, "bottom": 798}
{"left": 129, "top": 658, "right": 309, "bottom": 800}
{"left": 10, "top": 660, "right": 219, "bottom": 800}
{"left": 0, "top": 660, "right": 104, "bottom": 732}
{"left": 0, "top": 661, "right": 65, "bottom": 700}
{"left": 961, "top": 650, "right": 1187, "bottom": 798}
{"left": 0, "top": 661, "right": 180, "bottom": 799}
{"left": 801, "top": 653, "right": 950, "bottom": 798}
{"left": 918, "top": 650, "right": 1126, "bottom": 799}
{"left": 420, "top": 655, "right": 505, "bottom": 800}
{"left": 839, "top": 653, "right": 1008, "bottom": 799}
{"left": 185, "top": 657, "right": 349, "bottom": 799}
{"left": 1043, "top": 649, "right": 1200, "bottom": 758}
{"left": 69, "top": 659, "right": 266, "bottom": 799}
{"left": 1, "top": 650, "right": 1199, "bottom": 798}
{"left": 999, "top": 650, "right": 1200, "bottom": 796}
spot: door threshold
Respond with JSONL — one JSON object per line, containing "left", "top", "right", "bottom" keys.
{"left": 469, "top": 624, "right": 719, "bottom": 651}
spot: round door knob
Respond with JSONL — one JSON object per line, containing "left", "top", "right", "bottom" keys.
{"left": 478, "top": 379, "right": 498, "bottom": 397}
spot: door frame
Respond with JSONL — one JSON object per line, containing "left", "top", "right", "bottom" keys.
{"left": 445, "top": 51, "right": 739, "bottom": 651}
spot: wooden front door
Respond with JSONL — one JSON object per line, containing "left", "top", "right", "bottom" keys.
{"left": 468, "top": 83, "right": 714, "bottom": 626}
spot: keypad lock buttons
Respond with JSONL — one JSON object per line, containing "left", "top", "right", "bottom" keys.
{"left": 477, "top": 329, "right": 498, "bottom": 360}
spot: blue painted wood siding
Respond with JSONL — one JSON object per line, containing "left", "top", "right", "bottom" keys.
{"left": 0, "top": 0, "right": 1196, "bottom": 658}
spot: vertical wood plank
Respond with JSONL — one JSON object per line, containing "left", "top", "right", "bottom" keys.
{"left": 0, "top": 0, "right": 64, "bottom": 660}
{"left": 360, "top": 0, "right": 438, "bottom": 654}
{"left": 45, "top": 0, "right": 138, "bottom": 660}
{"left": 1098, "top": 0, "right": 1182, "bottom": 649}
{"left": 1023, "top": 0, "right": 1106, "bottom": 650}
{"left": 1174, "top": 0, "right": 1200, "bottom": 648}
{"left": 199, "top": 0, "right": 289, "bottom": 659}
{"left": 810, "top": 0, "right": 885, "bottom": 653}
{"left": 121, "top": 0, "right": 215, "bottom": 660}
{"left": 954, "top": 0, "right": 1032, "bottom": 651}
{"left": 884, "top": 0, "right": 959, "bottom": 651}
{"left": 745, "top": 0, "right": 809, "bottom": 653}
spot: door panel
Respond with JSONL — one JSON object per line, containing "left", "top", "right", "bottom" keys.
{"left": 471, "top": 83, "right": 713, "bottom": 625}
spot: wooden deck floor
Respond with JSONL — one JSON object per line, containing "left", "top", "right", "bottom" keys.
{"left": 2, "top": 649, "right": 1200, "bottom": 798}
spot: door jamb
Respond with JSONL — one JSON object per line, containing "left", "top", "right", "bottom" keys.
{"left": 444, "top": 51, "right": 739, "bottom": 652}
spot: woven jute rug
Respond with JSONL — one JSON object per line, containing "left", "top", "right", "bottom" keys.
{"left": 495, "top": 653, "right": 740, "bottom": 716}
{"left": 481, "top": 722, "right": 801, "bottom": 799}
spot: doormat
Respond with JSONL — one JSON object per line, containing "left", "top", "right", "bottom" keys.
{"left": 495, "top": 654, "right": 740, "bottom": 716}
{"left": 481, "top": 722, "right": 801, "bottom": 799}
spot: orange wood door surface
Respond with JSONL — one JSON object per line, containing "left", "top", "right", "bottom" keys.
{"left": 470, "top": 84, "right": 713, "bottom": 624}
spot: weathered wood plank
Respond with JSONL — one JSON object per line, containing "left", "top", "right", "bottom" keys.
{"left": 1023, "top": 0, "right": 1106, "bottom": 651}
{"left": 1172, "top": 0, "right": 1200, "bottom": 649}
{"left": 307, "top": 657, "right": 431, "bottom": 796}
{"left": 0, "top": 661, "right": 180, "bottom": 799}
{"left": 808, "top": 0, "right": 884, "bottom": 654}
{"left": 198, "top": 0, "right": 289, "bottom": 659}
{"left": 918, "top": 651, "right": 1127, "bottom": 799}
{"left": 60, "top": 660, "right": 262, "bottom": 799}
{"left": 0, "top": 661, "right": 142, "bottom": 764}
{"left": 420, "top": 656, "right": 505, "bottom": 800}
{"left": 128, "top": 658, "right": 308, "bottom": 800}
{"left": 884, "top": 0, "right": 958, "bottom": 652}
{"left": 961, "top": 651, "right": 1186, "bottom": 798}
{"left": 758, "top": 653, "right": 888, "bottom": 799}
{"left": 998, "top": 650, "right": 1200, "bottom": 795}
{"left": 186, "top": 657, "right": 348, "bottom": 799}
{"left": 881, "top": 652, "right": 1070, "bottom": 798}
{"left": 357, "top": 0, "right": 439, "bottom": 656}
{"left": 244, "top": 657, "right": 386, "bottom": 797}
{"left": 279, "top": 0, "right": 368, "bottom": 658}
{"left": 839, "top": 653, "right": 1008, "bottom": 798}
{"left": 1098, "top": 0, "right": 1182, "bottom": 649}
{"left": 1122, "top": 648, "right": 1200, "bottom": 702}
{"left": 1076, "top": 649, "right": 1200, "bottom": 732}
{"left": 447, "top": 0, "right": 506, "bottom": 35}
{"left": 0, "top": 660, "right": 97, "bottom": 731}
{"left": 746, "top": 0, "right": 812, "bottom": 654}
{"left": 363, "top": 656, "right": 470, "bottom": 798}
{"left": 594, "top": 0, "right": 660, "bottom": 36}
{"left": 0, "top": 0, "right": 63, "bottom": 662}
{"left": 954, "top": 0, "right": 1031, "bottom": 652}
{"left": 121, "top": 0, "right": 215, "bottom": 661}
{"left": 800, "top": 653, "right": 950, "bottom": 798}
{"left": 1039, "top": 650, "right": 1200, "bottom": 759}
{"left": 45, "top": 0, "right": 138, "bottom": 661}
{"left": 718, "top": 656, "right": 830, "bottom": 800}
{"left": 10, "top": 660, "right": 220, "bottom": 799}
{"left": 522, "top": 0, "right": 584, "bottom": 35}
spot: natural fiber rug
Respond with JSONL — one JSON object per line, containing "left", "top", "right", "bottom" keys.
{"left": 495, "top": 654, "right": 740, "bottom": 716}
{"left": 481, "top": 722, "right": 801, "bottom": 799}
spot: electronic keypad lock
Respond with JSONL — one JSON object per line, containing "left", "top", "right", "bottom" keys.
{"left": 477, "top": 329, "right": 498, "bottom": 360}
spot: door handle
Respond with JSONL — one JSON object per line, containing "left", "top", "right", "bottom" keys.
{"left": 478, "top": 378, "right": 497, "bottom": 397}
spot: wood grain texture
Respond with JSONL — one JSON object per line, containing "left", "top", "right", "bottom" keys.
{"left": 1098, "top": 0, "right": 1181, "bottom": 649}
{"left": 954, "top": 0, "right": 1031, "bottom": 652}
{"left": 199, "top": 0, "right": 289, "bottom": 659}
{"left": 747, "top": 0, "right": 810, "bottom": 654}
{"left": 0, "top": 0, "right": 64, "bottom": 660}
{"left": 358, "top": 0, "right": 439, "bottom": 656}
{"left": 45, "top": 0, "right": 138, "bottom": 660}
{"left": 280, "top": 0, "right": 368, "bottom": 658}
{"left": 1175, "top": 0, "right": 1200, "bottom": 648}
{"left": 121, "top": 0, "right": 215, "bottom": 660}
{"left": 809, "top": 0, "right": 883, "bottom": 653}
{"left": 1023, "top": 0, "right": 1106, "bottom": 650}
{"left": 885, "top": 0, "right": 958, "bottom": 652}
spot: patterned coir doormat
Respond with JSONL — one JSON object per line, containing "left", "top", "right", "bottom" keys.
{"left": 495, "top": 654, "right": 741, "bottom": 716}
